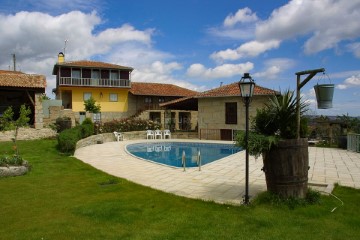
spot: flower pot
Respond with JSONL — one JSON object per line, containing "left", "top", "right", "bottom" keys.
{"left": 262, "top": 138, "right": 309, "bottom": 198}
{"left": 314, "top": 84, "right": 334, "bottom": 109}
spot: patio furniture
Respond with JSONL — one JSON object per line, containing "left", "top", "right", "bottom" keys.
{"left": 113, "top": 131, "right": 123, "bottom": 141}
{"left": 154, "top": 129, "right": 162, "bottom": 139}
{"left": 163, "top": 129, "right": 171, "bottom": 139}
{"left": 146, "top": 130, "right": 155, "bottom": 139}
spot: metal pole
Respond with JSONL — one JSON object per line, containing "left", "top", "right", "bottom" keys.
{"left": 244, "top": 97, "right": 250, "bottom": 204}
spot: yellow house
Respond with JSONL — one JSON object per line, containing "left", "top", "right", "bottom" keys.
{"left": 52, "top": 52, "right": 134, "bottom": 122}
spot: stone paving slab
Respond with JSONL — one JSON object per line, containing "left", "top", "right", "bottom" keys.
{"left": 74, "top": 139, "right": 360, "bottom": 205}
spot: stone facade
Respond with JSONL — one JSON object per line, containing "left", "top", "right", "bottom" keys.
{"left": 197, "top": 95, "right": 270, "bottom": 138}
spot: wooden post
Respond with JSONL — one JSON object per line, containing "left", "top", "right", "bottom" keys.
{"left": 295, "top": 68, "right": 325, "bottom": 138}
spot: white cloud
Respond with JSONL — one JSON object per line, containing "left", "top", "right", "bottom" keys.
{"left": 0, "top": 10, "right": 158, "bottom": 96}
{"left": 223, "top": 8, "right": 258, "bottom": 27}
{"left": 336, "top": 74, "right": 360, "bottom": 90}
{"left": 256, "top": 0, "right": 360, "bottom": 54}
{"left": 212, "top": 0, "right": 360, "bottom": 62}
{"left": 211, "top": 40, "right": 280, "bottom": 62}
{"left": 347, "top": 42, "right": 360, "bottom": 58}
{"left": 254, "top": 58, "right": 296, "bottom": 79}
{"left": 186, "top": 62, "right": 254, "bottom": 79}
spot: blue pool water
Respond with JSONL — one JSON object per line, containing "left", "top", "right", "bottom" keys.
{"left": 126, "top": 142, "right": 241, "bottom": 168}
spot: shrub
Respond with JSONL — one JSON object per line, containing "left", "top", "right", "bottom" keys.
{"left": 57, "top": 127, "right": 82, "bottom": 154}
{"left": 80, "top": 122, "right": 94, "bottom": 138}
{"left": 0, "top": 154, "right": 23, "bottom": 166}
{"left": 102, "top": 118, "right": 161, "bottom": 133}
{"left": 55, "top": 117, "right": 72, "bottom": 133}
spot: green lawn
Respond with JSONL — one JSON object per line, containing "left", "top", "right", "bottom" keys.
{"left": 1, "top": 139, "right": 360, "bottom": 240}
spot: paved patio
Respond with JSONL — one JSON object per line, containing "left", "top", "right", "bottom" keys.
{"left": 74, "top": 139, "right": 360, "bottom": 205}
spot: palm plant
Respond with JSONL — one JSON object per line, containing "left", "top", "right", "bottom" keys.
{"left": 236, "top": 90, "right": 309, "bottom": 157}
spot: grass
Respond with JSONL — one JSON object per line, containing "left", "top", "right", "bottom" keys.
{"left": 1, "top": 139, "right": 360, "bottom": 239}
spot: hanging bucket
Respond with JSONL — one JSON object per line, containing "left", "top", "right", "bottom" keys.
{"left": 314, "top": 73, "right": 334, "bottom": 109}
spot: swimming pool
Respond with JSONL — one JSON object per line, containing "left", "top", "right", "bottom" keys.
{"left": 126, "top": 142, "right": 241, "bottom": 168}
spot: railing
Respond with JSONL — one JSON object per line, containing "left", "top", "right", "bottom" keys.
{"left": 59, "top": 77, "right": 130, "bottom": 87}
{"left": 347, "top": 133, "right": 360, "bottom": 153}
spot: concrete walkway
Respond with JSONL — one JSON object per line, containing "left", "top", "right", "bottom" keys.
{"left": 74, "top": 139, "right": 360, "bottom": 205}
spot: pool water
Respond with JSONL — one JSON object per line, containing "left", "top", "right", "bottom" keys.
{"left": 126, "top": 142, "right": 241, "bottom": 168}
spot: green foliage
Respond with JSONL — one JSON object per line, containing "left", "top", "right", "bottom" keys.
{"left": 55, "top": 117, "right": 72, "bottom": 133}
{"left": 102, "top": 118, "right": 161, "bottom": 133}
{"left": 236, "top": 90, "right": 309, "bottom": 157}
{"left": 0, "top": 105, "right": 31, "bottom": 158}
{"left": 81, "top": 117, "right": 93, "bottom": 125}
{"left": 57, "top": 127, "right": 82, "bottom": 154}
{"left": 84, "top": 97, "right": 101, "bottom": 113}
{"left": 254, "top": 188, "right": 321, "bottom": 209}
{"left": 0, "top": 154, "right": 23, "bottom": 166}
{"left": 235, "top": 131, "right": 278, "bottom": 158}
{"left": 337, "top": 114, "right": 360, "bottom": 134}
{"left": 56, "top": 120, "right": 95, "bottom": 154}
{"left": 81, "top": 119, "right": 94, "bottom": 137}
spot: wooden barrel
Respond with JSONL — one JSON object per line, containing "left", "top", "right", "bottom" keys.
{"left": 262, "top": 138, "right": 309, "bottom": 198}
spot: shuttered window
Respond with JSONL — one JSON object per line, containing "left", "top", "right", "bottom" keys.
{"left": 225, "top": 102, "right": 237, "bottom": 124}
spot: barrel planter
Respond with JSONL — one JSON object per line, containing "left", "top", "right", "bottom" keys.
{"left": 262, "top": 138, "right": 309, "bottom": 198}
{"left": 314, "top": 84, "right": 334, "bottom": 109}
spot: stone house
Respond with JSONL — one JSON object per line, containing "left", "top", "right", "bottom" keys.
{"left": 0, "top": 70, "right": 46, "bottom": 129}
{"left": 196, "top": 82, "right": 278, "bottom": 140}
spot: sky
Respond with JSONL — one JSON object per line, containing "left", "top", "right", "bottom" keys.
{"left": 0, "top": 0, "right": 360, "bottom": 116}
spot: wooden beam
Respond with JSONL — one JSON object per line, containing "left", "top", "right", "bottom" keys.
{"left": 26, "top": 90, "right": 35, "bottom": 106}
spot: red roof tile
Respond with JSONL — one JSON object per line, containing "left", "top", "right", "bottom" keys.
{"left": 0, "top": 71, "right": 46, "bottom": 89}
{"left": 53, "top": 60, "right": 133, "bottom": 74}
{"left": 197, "top": 82, "right": 278, "bottom": 98}
{"left": 130, "top": 82, "right": 198, "bottom": 97}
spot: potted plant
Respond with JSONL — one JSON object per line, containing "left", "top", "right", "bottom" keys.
{"left": 236, "top": 90, "right": 309, "bottom": 198}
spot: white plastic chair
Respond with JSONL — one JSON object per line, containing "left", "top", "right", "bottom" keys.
{"left": 163, "top": 129, "right": 171, "bottom": 139}
{"left": 146, "top": 130, "right": 154, "bottom": 139}
{"left": 154, "top": 129, "right": 162, "bottom": 139}
{"left": 113, "top": 131, "right": 123, "bottom": 141}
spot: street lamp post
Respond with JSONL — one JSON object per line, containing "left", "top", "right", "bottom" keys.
{"left": 238, "top": 73, "right": 255, "bottom": 204}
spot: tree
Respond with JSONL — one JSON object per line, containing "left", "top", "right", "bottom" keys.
{"left": 0, "top": 105, "right": 31, "bottom": 157}
{"left": 84, "top": 97, "right": 101, "bottom": 114}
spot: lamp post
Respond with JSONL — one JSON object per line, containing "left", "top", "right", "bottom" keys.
{"left": 238, "top": 73, "right": 255, "bottom": 204}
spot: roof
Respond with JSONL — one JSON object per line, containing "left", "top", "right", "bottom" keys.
{"left": 0, "top": 71, "right": 46, "bottom": 89}
{"left": 197, "top": 82, "right": 278, "bottom": 98}
{"left": 52, "top": 60, "right": 133, "bottom": 74}
{"left": 130, "top": 82, "right": 198, "bottom": 97}
{"left": 159, "top": 96, "right": 198, "bottom": 110}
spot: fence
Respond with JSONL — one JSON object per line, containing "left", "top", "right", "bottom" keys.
{"left": 347, "top": 133, "right": 360, "bottom": 153}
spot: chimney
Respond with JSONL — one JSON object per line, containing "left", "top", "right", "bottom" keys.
{"left": 58, "top": 52, "right": 65, "bottom": 63}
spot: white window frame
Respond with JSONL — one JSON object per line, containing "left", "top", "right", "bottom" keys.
{"left": 84, "top": 92, "right": 92, "bottom": 101}
{"left": 109, "top": 93, "right": 118, "bottom": 102}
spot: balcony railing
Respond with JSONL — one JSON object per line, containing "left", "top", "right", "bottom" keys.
{"left": 59, "top": 77, "right": 130, "bottom": 87}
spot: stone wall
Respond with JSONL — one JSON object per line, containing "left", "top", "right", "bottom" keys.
{"left": 0, "top": 128, "right": 57, "bottom": 142}
{"left": 75, "top": 131, "right": 199, "bottom": 150}
{"left": 198, "top": 95, "right": 269, "bottom": 131}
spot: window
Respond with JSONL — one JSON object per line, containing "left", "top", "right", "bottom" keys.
{"left": 109, "top": 93, "right": 118, "bottom": 102}
{"left": 145, "top": 97, "right": 152, "bottom": 103}
{"left": 110, "top": 71, "right": 119, "bottom": 80}
{"left": 91, "top": 70, "right": 100, "bottom": 79}
{"left": 72, "top": 69, "right": 81, "bottom": 78}
{"left": 158, "top": 97, "right": 165, "bottom": 103}
{"left": 84, "top": 92, "right": 92, "bottom": 101}
{"left": 225, "top": 102, "right": 237, "bottom": 124}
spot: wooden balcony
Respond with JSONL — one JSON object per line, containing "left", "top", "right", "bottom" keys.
{"left": 59, "top": 77, "right": 130, "bottom": 88}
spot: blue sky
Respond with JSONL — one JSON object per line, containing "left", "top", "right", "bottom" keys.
{"left": 1, "top": 0, "right": 360, "bottom": 116}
